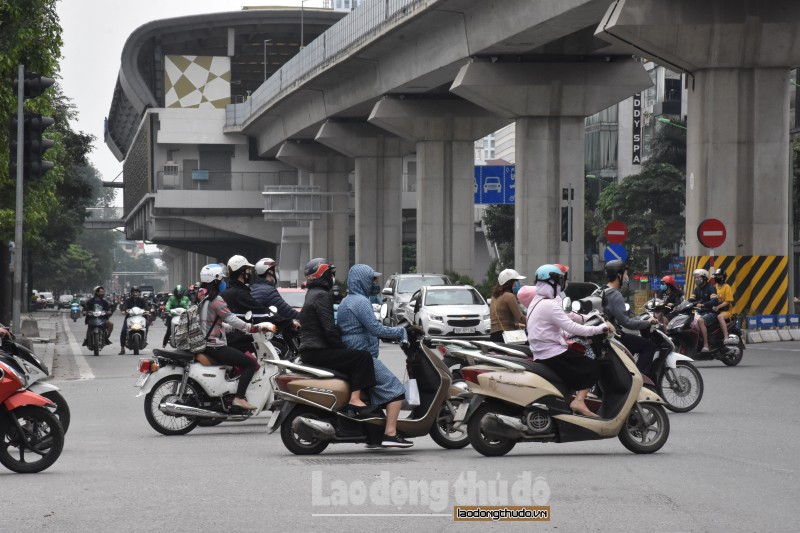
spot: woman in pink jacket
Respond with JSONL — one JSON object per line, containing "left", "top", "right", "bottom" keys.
{"left": 526, "top": 265, "right": 609, "bottom": 418}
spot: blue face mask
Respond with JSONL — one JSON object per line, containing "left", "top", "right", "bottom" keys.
{"left": 660, "top": 284, "right": 667, "bottom": 291}
{"left": 512, "top": 281, "right": 521, "bottom": 295}
{"left": 218, "top": 280, "right": 227, "bottom": 293}
{"left": 369, "top": 284, "right": 381, "bottom": 297}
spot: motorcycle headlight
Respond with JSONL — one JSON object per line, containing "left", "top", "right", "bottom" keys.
{"left": 429, "top": 314, "right": 444, "bottom": 323}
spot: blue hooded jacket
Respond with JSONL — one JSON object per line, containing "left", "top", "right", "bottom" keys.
{"left": 337, "top": 264, "right": 407, "bottom": 358}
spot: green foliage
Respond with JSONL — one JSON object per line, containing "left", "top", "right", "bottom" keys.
{"left": 482, "top": 204, "right": 514, "bottom": 267}
{"left": 402, "top": 243, "right": 416, "bottom": 273}
{"left": 649, "top": 119, "right": 687, "bottom": 170}
{"left": 444, "top": 269, "right": 476, "bottom": 288}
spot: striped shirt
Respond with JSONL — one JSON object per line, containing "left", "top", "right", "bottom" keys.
{"left": 199, "top": 296, "right": 249, "bottom": 348}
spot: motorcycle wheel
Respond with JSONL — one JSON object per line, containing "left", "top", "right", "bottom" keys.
{"left": 133, "top": 335, "right": 140, "bottom": 356}
{"left": 429, "top": 397, "right": 470, "bottom": 449}
{"left": 721, "top": 341, "right": 744, "bottom": 366}
{"left": 467, "top": 404, "right": 517, "bottom": 457}
{"left": 92, "top": 330, "right": 101, "bottom": 357}
{"left": 143, "top": 376, "right": 201, "bottom": 436}
{"left": 280, "top": 407, "right": 331, "bottom": 455}
{"left": 0, "top": 406, "right": 64, "bottom": 473}
{"left": 657, "top": 362, "right": 704, "bottom": 413}
{"left": 40, "top": 390, "right": 71, "bottom": 434}
{"left": 618, "top": 403, "right": 670, "bottom": 454}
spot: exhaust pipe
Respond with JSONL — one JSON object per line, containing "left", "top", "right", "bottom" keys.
{"left": 161, "top": 401, "right": 228, "bottom": 419}
{"left": 481, "top": 413, "right": 527, "bottom": 440}
{"left": 292, "top": 416, "right": 336, "bottom": 440}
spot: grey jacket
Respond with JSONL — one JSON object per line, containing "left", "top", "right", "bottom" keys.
{"left": 603, "top": 287, "right": 649, "bottom": 330}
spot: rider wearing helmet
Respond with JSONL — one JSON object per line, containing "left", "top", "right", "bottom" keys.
{"left": 118, "top": 286, "right": 149, "bottom": 355}
{"left": 602, "top": 260, "right": 659, "bottom": 375}
{"left": 689, "top": 269, "right": 718, "bottom": 352}
{"left": 199, "top": 263, "right": 276, "bottom": 411}
{"left": 659, "top": 275, "right": 683, "bottom": 308}
{"left": 251, "top": 257, "right": 300, "bottom": 322}
{"left": 299, "top": 258, "right": 376, "bottom": 416}
{"left": 162, "top": 285, "right": 191, "bottom": 348}
{"left": 83, "top": 285, "right": 114, "bottom": 347}
{"left": 489, "top": 268, "right": 527, "bottom": 342}
{"left": 527, "top": 265, "right": 610, "bottom": 418}
{"left": 221, "top": 255, "right": 277, "bottom": 353}
{"left": 712, "top": 268, "right": 734, "bottom": 345}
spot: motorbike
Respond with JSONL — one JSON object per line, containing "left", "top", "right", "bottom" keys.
{"left": 267, "top": 319, "right": 472, "bottom": 455}
{"left": 666, "top": 300, "right": 745, "bottom": 366}
{"left": 70, "top": 302, "right": 81, "bottom": 322}
{"left": 124, "top": 306, "right": 149, "bottom": 355}
{"left": 631, "top": 299, "right": 704, "bottom": 413}
{"left": 85, "top": 307, "right": 110, "bottom": 357}
{"left": 135, "top": 313, "right": 283, "bottom": 435}
{"left": 166, "top": 308, "right": 186, "bottom": 348}
{"left": 0, "top": 354, "right": 64, "bottom": 473}
{"left": 0, "top": 333, "right": 70, "bottom": 433}
{"left": 461, "top": 304, "right": 671, "bottom": 457}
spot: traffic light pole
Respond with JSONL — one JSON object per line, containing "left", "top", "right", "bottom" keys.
{"left": 12, "top": 64, "right": 25, "bottom": 332}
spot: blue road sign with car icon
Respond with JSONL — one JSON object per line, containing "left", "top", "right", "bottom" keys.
{"left": 474, "top": 165, "right": 516, "bottom": 204}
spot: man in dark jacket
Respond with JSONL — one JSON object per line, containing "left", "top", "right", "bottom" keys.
{"left": 221, "top": 255, "right": 274, "bottom": 353}
{"left": 299, "top": 258, "right": 375, "bottom": 415}
{"left": 118, "top": 286, "right": 149, "bottom": 355}
{"left": 602, "top": 260, "right": 658, "bottom": 375}
{"left": 251, "top": 257, "right": 301, "bottom": 322}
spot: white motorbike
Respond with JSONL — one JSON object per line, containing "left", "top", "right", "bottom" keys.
{"left": 167, "top": 307, "right": 186, "bottom": 349}
{"left": 124, "top": 306, "right": 149, "bottom": 355}
{"left": 134, "top": 313, "right": 282, "bottom": 435}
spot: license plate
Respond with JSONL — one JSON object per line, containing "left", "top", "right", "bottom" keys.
{"left": 454, "top": 327, "right": 476, "bottom": 334}
{"left": 135, "top": 373, "right": 149, "bottom": 388}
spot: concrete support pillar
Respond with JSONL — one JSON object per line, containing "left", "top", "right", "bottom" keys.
{"left": 369, "top": 98, "right": 508, "bottom": 275}
{"left": 276, "top": 142, "right": 353, "bottom": 274}
{"left": 451, "top": 61, "right": 653, "bottom": 280}
{"left": 685, "top": 68, "right": 790, "bottom": 257}
{"left": 316, "top": 122, "right": 413, "bottom": 277}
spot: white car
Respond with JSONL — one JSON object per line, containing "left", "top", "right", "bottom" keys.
{"left": 407, "top": 285, "right": 490, "bottom": 337}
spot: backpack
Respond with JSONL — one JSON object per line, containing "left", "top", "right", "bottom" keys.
{"left": 173, "top": 300, "right": 217, "bottom": 353}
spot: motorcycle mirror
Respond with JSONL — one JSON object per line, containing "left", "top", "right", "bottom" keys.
{"left": 561, "top": 297, "right": 572, "bottom": 313}
{"left": 244, "top": 311, "right": 253, "bottom": 321}
{"left": 379, "top": 303, "right": 389, "bottom": 320}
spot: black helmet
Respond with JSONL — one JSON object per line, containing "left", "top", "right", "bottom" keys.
{"left": 605, "top": 260, "right": 628, "bottom": 282}
{"left": 131, "top": 286, "right": 140, "bottom": 294}
{"left": 304, "top": 258, "right": 335, "bottom": 280}
{"left": 713, "top": 268, "right": 727, "bottom": 284}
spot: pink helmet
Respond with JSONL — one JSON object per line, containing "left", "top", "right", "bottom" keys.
{"left": 517, "top": 285, "right": 537, "bottom": 308}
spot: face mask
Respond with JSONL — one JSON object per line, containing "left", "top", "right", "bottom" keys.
{"left": 218, "top": 280, "right": 227, "bottom": 293}
{"left": 660, "top": 284, "right": 667, "bottom": 291}
{"left": 369, "top": 284, "right": 381, "bottom": 297}
{"left": 512, "top": 281, "right": 521, "bottom": 295}
{"left": 273, "top": 272, "right": 280, "bottom": 286}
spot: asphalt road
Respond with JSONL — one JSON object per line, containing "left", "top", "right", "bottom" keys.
{"left": 2, "top": 310, "right": 798, "bottom": 532}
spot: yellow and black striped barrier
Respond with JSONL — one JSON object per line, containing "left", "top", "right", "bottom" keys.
{"left": 685, "top": 256, "right": 788, "bottom": 317}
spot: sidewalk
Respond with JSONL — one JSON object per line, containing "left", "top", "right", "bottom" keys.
{"left": 16, "top": 310, "right": 61, "bottom": 379}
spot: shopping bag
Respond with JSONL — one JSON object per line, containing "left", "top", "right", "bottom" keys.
{"left": 404, "top": 378, "right": 420, "bottom": 407}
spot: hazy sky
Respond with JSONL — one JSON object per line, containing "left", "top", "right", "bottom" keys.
{"left": 56, "top": 0, "right": 324, "bottom": 193}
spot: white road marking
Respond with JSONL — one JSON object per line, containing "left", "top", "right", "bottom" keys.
{"left": 61, "top": 313, "right": 96, "bottom": 380}
{"left": 754, "top": 347, "right": 800, "bottom": 352}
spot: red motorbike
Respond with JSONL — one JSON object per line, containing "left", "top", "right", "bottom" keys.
{"left": 0, "top": 354, "right": 64, "bottom": 473}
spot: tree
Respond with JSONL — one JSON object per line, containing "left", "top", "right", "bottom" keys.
{"left": 649, "top": 119, "right": 687, "bottom": 170}
{"left": 482, "top": 204, "right": 514, "bottom": 267}
{"left": 594, "top": 163, "right": 685, "bottom": 274}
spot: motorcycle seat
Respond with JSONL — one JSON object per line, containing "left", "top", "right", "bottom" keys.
{"left": 153, "top": 348, "right": 195, "bottom": 362}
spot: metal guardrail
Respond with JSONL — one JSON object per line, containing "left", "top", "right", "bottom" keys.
{"left": 226, "top": 0, "right": 428, "bottom": 128}
{"left": 85, "top": 207, "right": 124, "bottom": 220}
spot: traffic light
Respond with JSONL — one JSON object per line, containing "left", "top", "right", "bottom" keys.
{"left": 9, "top": 73, "right": 56, "bottom": 183}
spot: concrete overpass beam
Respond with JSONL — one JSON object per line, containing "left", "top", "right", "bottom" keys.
{"left": 369, "top": 98, "right": 508, "bottom": 275}
{"left": 452, "top": 62, "right": 653, "bottom": 280}
{"left": 276, "top": 142, "right": 353, "bottom": 274}
{"left": 316, "top": 122, "right": 413, "bottom": 278}
{"left": 596, "top": 0, "right": 800, "bottom": 258}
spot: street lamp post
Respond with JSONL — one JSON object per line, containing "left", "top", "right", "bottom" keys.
{"left": 300, "top": 0, "right": 309, "bottom": 49}
{"left": 263, "top": 39, "right": 272, "bottom": 81}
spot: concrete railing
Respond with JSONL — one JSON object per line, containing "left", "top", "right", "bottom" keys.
{"left": 226, "top": 0, "right": 429, "bottom": 128}
{"left": 156, "top": 170, "right": 297, "bottom": 192}
{"left": 745, "top": 314, "right": 800, "bottom": 343}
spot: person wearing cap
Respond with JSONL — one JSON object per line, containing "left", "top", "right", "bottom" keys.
{"left": 222, "top": 255, "right": 274, "bottom": 353}
{"left": 489, "top": 268, "right": 527, "bottom": 342}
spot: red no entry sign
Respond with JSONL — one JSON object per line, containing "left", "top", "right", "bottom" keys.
{"left": 605, "top": 220, "right": 628, "bottom": 244}
{"left": 697, "top": 218, "right": 726, "bottom": 248}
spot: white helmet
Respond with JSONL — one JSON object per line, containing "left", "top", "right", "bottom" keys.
{"left": 255, "top": 257, "right": 277, "bottom": 276}
{"left": 227, "top": 255, "right": 254, "bottom": 273}
{"left": 498, "top": 268, "right": 526, "bottom": 286}
{"left": 200, "top": 263, "right": 226, "bottom": 284}
{"left": 692, "top": 268, "right": 709, "bottom": 279}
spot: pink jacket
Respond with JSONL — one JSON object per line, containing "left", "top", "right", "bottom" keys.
{"left": 526, "top": 283, "right": 606, "bottom": 360}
